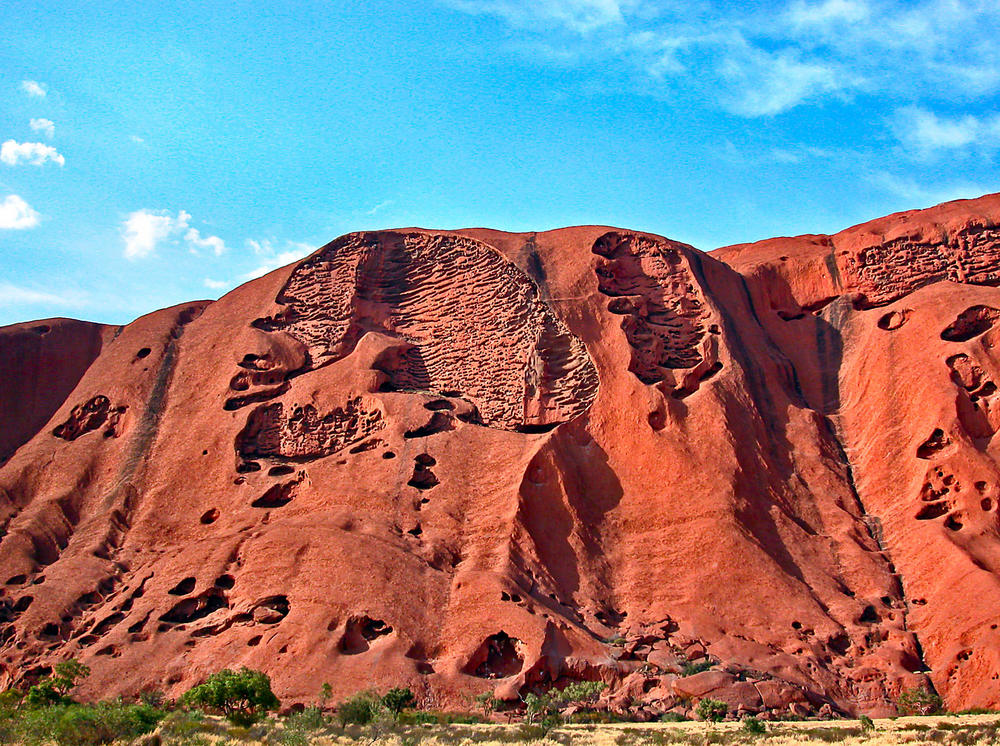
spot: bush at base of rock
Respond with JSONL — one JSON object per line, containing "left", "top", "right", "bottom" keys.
{"left": 896, "top": 687, "right": 942, "bottom": 716}
{"left": 696, "top": 698, "right": 728, "bottom": 722}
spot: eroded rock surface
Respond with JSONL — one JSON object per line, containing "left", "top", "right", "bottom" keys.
{"left": 4, "top": 198, "right": 1000, "bottom": 717}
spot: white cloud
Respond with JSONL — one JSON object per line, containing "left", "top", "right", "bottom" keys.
{"left": 122, "top": 209, "right": 190, "bottom": 259}
{"left": 20, "top": 80, "right": 46, "bottom": 98}
{"left": 0, "top": 194, "right": 40, "bottom": 230}
{"left": 892, "top": 106, "right": 1000, "bottom": 156}
{"left": 29, "top": 118, "right": 55, "bottom": 138}
{"left": 121, "top": 209, "right": 237, "bottom": 260}
{"left": 185, "top": 227, "right": 228, "bottom": 256}
{"left": 130, "top": 135, "right": 145, "bottom": 144}
{"left": 1, "top": 140, "right": 65, "bottom": 167}
{"left": 204, "top": 278, "right": 229, "bottom": 290}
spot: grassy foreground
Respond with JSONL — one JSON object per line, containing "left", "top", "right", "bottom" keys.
{"left": 112, "top": 712, "right": 1000, "bottom": 746}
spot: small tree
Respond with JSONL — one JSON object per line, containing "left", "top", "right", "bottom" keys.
{"left": 696, "top": 698, "right": 728, "bottom": 722}
{"left": 896, "top": 686, "right": 941, "bottom": 716}
{"left": 25, "top": 660, "right": 91, "bottom": 707}
{"left": 474, "top": 691, "right": 498, "bottom": 719}
{"left": 380, "top": 688, "right": 414, "bottom": 719}
{"left": 180, "top": 667, "right": 279, "bottom": 725}
{"left": 523, "top": 692, "right": 554, "bottom": 726}
{"left": 859, "top": 714, "right": 875, "bottom": 732}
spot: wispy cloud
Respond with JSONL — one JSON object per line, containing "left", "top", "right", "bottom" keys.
{"left": 443, "top": 0, "right": 1000, "bottom": 117}
{"left": 0, "top": 282, "right": 87, "bottom": 308}
{"left": 714, "top": 35, "right": 841, "bottom": 117}
{"left": 870, "top": 172, "right": 990, "bottom": 208}
{"left": 243, "top": 251, "right": 309, "bottom": 280}
{"left": 787, "top": 0, "right": 870, "bottom": 29}
{"left": 1, "top": 140, "right": 65, "bottom": 167}
{"left": 366, "top": 200, "right": 394, "bottom": 216}
{"left": 203, "top": 278, "right": 230, "bottom": 290}
{"left": 0, "top": 194, "right": 40, "bottom": 230}
{"left": 243, "top": 240, "right": 313, "bottom": 280}
{"left": 891, "top": 106, "right": 1000, "bottom": 157}
{"left": 20, "top": 80, "right": 47, "bottom": 98}
{"left": 446, "top": 0, "right": 627, "bottom": 33}
{"left": 29, "top": 118, "right": 55, "bottom": 138}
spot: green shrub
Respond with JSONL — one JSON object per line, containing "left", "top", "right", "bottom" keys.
{"left": 570, "top": 710, "right": 637, "bottom": 725}
{"left": 680, "top": 661, "right": 712, "bottom": 677}
{"left": 286, "top": 705, "right": 326, "bottom": 731}
{"left": 741, "top": 716, "right": 766, "bottom": 735}
{"left": 659, "top": 711, "right": 688, "bottom": 722}
{"left": 159, "top": 708, "right": 208, "bottom": 740}
{"left": 180, "top": 667, "right": 280, "bottom": 726}
{"left": 800, "top": 726, "right": 861, "bottom": 742}
{"left": 138, "top": 690, "right": 168, "bottom": 708}
{"left": 695, "top": 698, "right": 727, "bottom": 722}
{"left": 12, "top": 701, "right": 164, "bottom": 746}
{"left": 559, "top": 681, "right": 606, "bottom": 705}
{"left": 897, "top": 686, "right": 942, "bottom": 716}
{"left": 273, "top": 725, "right": 308, "bottom": 746}
{"left": 515, "top": 723, "right": 550, "bottom": 741}
{"left": 0, "top": 689, "right": 24, "bottom": 711}
{"left": 337, "top": 690, "right": 381, "bottom": 726}
{"left": 859, "top": 714, "right": 875, "bottom": 732}
{"left": 399, "top": 710, "right": 440, "bottom": 725}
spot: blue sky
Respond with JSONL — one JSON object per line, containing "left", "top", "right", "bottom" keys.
{"left": 2, "top": 0, "right": 999, "bottom": 326}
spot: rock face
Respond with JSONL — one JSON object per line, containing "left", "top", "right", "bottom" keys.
{"left": 3, "top": 196, "right": 1000, "bottom": 717}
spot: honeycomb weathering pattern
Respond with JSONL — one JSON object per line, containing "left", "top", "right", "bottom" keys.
{"left": 235, "top": 398, "right": 384, "bottom": 462}
{"left": 592, "top": 231, "right": 712, "bottom": 383}
{"left": 844, "top": 223, "right": 1000, "bottom": 308}
{"left": 254, "top": 231, "right": 599, "bottom": 430}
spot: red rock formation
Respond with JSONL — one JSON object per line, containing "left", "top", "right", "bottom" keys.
{"left": 3, "top": 196, "right": 1000, "bottom": 717}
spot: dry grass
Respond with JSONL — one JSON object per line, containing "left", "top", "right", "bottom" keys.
{"left": 161, "top": 713, "right": 1000, "bottom": 746}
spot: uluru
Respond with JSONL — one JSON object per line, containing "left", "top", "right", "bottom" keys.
{"left": 4, "top": 194, "right": 1000, "bottom": 719}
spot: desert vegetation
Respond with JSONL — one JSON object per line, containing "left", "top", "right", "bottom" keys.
{"left": 1, "top": 661, "right": 999, "bottom": 745}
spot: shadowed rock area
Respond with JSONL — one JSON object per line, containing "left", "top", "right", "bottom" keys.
{"left": 4, "top": 196, "right": 1000, "bottom": 718}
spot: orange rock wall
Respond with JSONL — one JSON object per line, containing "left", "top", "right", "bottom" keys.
{"left": 2, "top": 196, "right": 1000, "bottom": 717}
